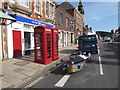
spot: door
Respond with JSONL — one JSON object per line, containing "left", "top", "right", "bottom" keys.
{"left": 13, "top": 30, "right": 22, "bottom": 57}
{"left": 34, "top": 32, "right": 43, "bottom": 61}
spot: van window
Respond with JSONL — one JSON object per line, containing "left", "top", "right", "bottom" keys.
{"left": 80, "top": 36, "right": 96, "bottom": 43}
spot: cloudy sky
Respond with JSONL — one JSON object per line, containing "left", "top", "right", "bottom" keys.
{"left": 57, "top": 1, "right": 119, "bottom": 32}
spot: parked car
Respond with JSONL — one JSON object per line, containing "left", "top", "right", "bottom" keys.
{"left": 104, "top": 37, "right": 111, "bottom": 42}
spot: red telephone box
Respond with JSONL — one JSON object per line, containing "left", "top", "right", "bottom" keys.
{"left": 51, "top": 28, "right": 59, "bottom": 60}
{"left": 34, "top": 26, "right": 52, "bottom": 64}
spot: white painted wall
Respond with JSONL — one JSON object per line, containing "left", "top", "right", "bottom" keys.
{"left": 31, "top": 32, "right": 34, "bottom": 49}
{"left": 0, "top": 23, "right": 2, "bottom": 61}
{"left": 7, "top": 20, "right": 14, "bottom": 58}
{"left": 7, "top": 21, "right": 23, "bottom": 58}
{"left": 21, "top": 30, "right": 25, "bottom": 56}
{"left": 73, "top": 33, "right": 75, "bottom": 44}
{"left": 66, "top": 32, "right": 68, "bottom": 46}
{"left": 7, "top": 21, "right": 35, "bottom": 58}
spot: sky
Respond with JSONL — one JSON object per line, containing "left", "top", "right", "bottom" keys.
{"left": 57, "top": 1, "right": 118, "bottom": 32}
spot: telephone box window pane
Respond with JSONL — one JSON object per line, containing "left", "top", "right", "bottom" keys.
{"left": 36, "top": 50, "right": 41, "bottom": 57}
{"left": 36, "top": 34, "right": 41, "bottom": 37}
{"left": 46, "top": 34, "right": 51, "bottom": 58}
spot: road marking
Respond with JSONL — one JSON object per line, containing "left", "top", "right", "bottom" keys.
{"left": 99, "top": 56, "right": 103, "bottom": 75}
{"left": 55, "top": 74, "right": 71, "bottom": 87}
{"left": 22, "top": 76, "right": 43, "bottom": 90}
{"left": 98, "top": 49, "right": 100, "bottom": 54}
{"left": 98, "top": 46, "right": 100, "bottom": 49}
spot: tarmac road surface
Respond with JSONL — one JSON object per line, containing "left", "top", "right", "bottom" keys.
{"left": 24, "top": 41, "right": 119, "bottom": 88}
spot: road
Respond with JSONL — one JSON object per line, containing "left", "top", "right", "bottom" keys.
{"left": 25, "top": 42, "right": 119, "bottom": 88}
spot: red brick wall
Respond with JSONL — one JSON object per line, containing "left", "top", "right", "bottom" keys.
{"left": 55, "top": 7, "right": 74, "bottom": 33}
{"left": 76, "top": 23, "right": 83, "bottom": 30}
{"left": 66, "top": 9, "right": 74, "bottom": 17}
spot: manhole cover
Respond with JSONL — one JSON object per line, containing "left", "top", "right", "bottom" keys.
{"left": 14, "top": 61, "right": 30, "bottom": 66}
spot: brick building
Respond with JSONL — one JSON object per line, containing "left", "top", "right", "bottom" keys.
{"left": 1, "top": 0, "right": 56, "bottom": 59}
{"left": 59, "top": 1, "right": 84, "bottom": 42}
{"left": 55, "top": 5, "right": 75, "bottom": 47}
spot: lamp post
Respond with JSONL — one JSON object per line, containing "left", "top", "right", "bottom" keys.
{"left": 111, "top": 29, "right": 114, "bottom": 43}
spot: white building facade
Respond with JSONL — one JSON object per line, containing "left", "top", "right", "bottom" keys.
{"left": 7, "top": 14, "right": 54, "bottom": 58}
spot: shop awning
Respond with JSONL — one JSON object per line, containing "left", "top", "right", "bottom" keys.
{"left": 0, "top": 11, "right": 16, "bottom": 21}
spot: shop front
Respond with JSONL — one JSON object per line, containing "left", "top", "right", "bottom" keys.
{"left": 7, "top": 13, "right": 54, "bottom": 58}
{"left": 58, "top": 29, "right": 74, "bottom": 48}
{"left": 0, "top": 11, "right": 16, "bottom": 60}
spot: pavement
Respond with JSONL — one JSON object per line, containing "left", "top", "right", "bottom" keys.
{"left": 1, "top": 44, "right": 77, "bottom": 89}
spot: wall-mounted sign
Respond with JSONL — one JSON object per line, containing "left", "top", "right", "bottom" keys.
{"left": 8, "top": 13, "right": 55, "bottom": 28}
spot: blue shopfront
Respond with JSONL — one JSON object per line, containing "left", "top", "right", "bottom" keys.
{"left": 8, "top": 13, "right": 55, "bottom": 27}
{"left": 8, "top": 13, "right": 55, "bottom": 57}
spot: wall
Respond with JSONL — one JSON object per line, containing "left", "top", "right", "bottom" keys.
{"left": 55, "top": 7, "right": 74, "bottom": 32}
{"left": 7, "top": 20, "right": 35, "bottom": 58}
{"left": 75, "top": 10, "right": 83, "bottom": 26}
{"left": 0, "top": 21, "right": 2, "bottom": 61}
{"left": 55, "top": 6, "right": 75, "bottom": 47}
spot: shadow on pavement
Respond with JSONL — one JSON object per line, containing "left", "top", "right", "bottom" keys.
{"left": 14, "top": 54, "right": 34, "bottom": 62}
{"left": 104, "top": 50, "right": 116, "bottom": 52}
{"left": 50, "top": 63, "right": 67, "bottom": 75}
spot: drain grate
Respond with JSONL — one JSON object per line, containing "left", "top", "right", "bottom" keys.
{"left": 14, "top": 61, "right": 30, "bottom": 66}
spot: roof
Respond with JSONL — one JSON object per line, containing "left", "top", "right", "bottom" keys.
{"left": 0, "top": 11, "right": 16, "bottom": 21}
{"left": 59, "top": 1, "right": 75, "bottom": 10}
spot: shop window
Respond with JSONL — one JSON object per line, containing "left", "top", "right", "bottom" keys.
{"left": 24, "top": 24, "right": 34, "bottom": 30}
{"left": 24, "top": 32, "right": 31, "bottom": 49}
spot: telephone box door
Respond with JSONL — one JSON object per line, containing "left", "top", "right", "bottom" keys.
{"left": 52, "top": 28, "right": 59, "bottom": 60}
{"left": 34, "top": 31, "right": 44, "bottom": 63}
{"left": 34, "top": 26, "right": 52, "bottom": 64}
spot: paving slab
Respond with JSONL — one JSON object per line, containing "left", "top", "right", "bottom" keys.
{"left": 2, "top": 81, "right": 12, "bottom": 88}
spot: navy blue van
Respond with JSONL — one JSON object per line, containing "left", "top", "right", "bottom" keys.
{"left": 78, "top": 35, "right": 98, "bottom": 54}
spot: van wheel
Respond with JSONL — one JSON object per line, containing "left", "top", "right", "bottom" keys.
{"left": 95, "top": 51, "right": 98, "bottom": 54}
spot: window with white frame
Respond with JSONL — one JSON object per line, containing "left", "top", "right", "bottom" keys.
{"left": 66, "top": 17, "right": 69, "bottom": 27}
{"left": 59, "top": 13, "right": 62, "bottom": 25}
{"left": 24, "top": 24, "right": 34, "bottom": 30}
{"left": 70, "top": 21, "right": 74, "bottom": 29}
{"left": 46, "top": 2, "right": 49, "bottom": 17}
{"left": 10, "top": 0, "right": 15, "bottom": 3}
{"left": 20, "top": 0, "right": 29, "bottom": 8}
{"left": 36, "top": 0, "right": 41, "bottom": 13}
{"left": 50, "top": 3, "right": 54, "bottom": 19}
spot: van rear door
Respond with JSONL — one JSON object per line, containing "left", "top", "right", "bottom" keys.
{"left": 78, "top": 35, "right": 98, "bottom": 51}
